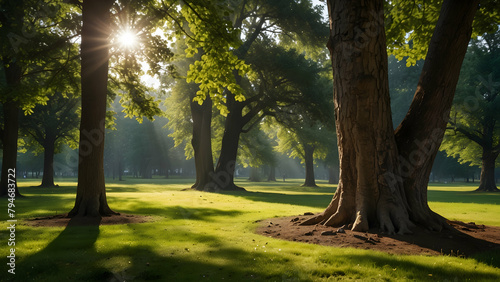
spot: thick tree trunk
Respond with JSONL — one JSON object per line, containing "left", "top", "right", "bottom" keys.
{"left": 248, "top": 167, "right": 261, "bottom": 182}
{"left": 302, "top": 144, "right": 317, "bottom": 187}
{"left": 0, "top": 101, "right": 22, "bottom": 197}
{"left": 190, "top": 97, "right": 215, "bottom": 190}
{"left": 303, "top": 0, "right": 412, "bottom": 234}
{"left": 68, "top": 0, "right": 117, "bottom": 218}
{"left": 328, "top": 166, "right": 336, "bottom": 184}
{"left": 476, "top": 150, "right": 499, "bottom": 192}
{"left": 267, "top": 166, "right": 276, "bottom": 182}
{"left": 302, "top": 0, "right": 477, "bottom": 234}
{"left": 394, "top": 0, "right": 478, "bottom": 230}
{"left": 40, "top": 137, "right": 56, "bottom": 187}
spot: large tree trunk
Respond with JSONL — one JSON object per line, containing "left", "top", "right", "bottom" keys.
{"left": 302, "top": 0, "right": 477, "bottom": 234}
{"left": 302, "top": 144, "right": 317, "bottom": 187}
{"left": 190, "top": 97, "right": 215, "bottom": 191}
{"left": 40, "top": 136, "right": 56, "bottom": 187}
{"left": 68, "top": 0, "right": 116, "bottom": 218}
{"left": 248, "top": 167, "right": 261, "bottom": 182}
{"left": 267, "top": 165, "right": 276, "bottom": 182}
{"left": 393, "top": 0, "right": 479, "bottom": 230}
{"left": 476, "top": 150, "right": 499, "bottom": 192}
{"left": 0, "top": 101, "right": 22, "bottom": 197}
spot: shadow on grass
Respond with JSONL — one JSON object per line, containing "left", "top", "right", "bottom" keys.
{"left": 13, "top": 217, "right": 101, "bottom": 281}
{"left": 319, "top": 252, "right": 500, "bottom": 281}
{"left": 14, "top": 222, "right": 500, "bottom": 281}
{"left": 223, "top": 190, "right": 332, "bottom": 209}
{"left": 428, "top": 190, "right": 500, "bottom": 205}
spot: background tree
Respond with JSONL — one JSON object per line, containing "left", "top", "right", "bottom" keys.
{"left": 441, "top": 31, "right": 500, "bottom": 192}
{"left": 0, "top": 0, "right": 79, "bottom": 196}
{"left": 209, "top": 0, "right": 328, "bottom": 191}
{"left": 20, "top": 92, "right": 80, "bottom": 187}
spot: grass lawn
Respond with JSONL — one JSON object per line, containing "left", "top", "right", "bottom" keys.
{"left": 1, "top": 177, "right": 500, "bottom": 281}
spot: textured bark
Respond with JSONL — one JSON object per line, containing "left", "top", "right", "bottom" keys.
{"left": 190, "top": 97, "right": 215, "bottom": 190}
{"left": 476, "top": 150, "right": 499, "bottom": 192}
{"left": 212, "top": 94, "right": 245, "bottom": 191}
{"left": 68, "top": 0, "right": 117, "bottom": 218}
{"left": 302, "top": 0, "right": 477, "bottom": 234}
{"left": 394, "top": 0, "right": 479, "bottom": 230}
{"left": 40, "top": 136, "right": 56, "bottom": 187}
{"left": 302, "top": 144, "right": 317, "bottom": 187}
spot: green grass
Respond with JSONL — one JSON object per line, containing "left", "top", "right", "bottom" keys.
{"left": 1, "top": 178, "right": 499, "bottom": 281}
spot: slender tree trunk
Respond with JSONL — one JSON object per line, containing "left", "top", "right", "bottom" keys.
{"left": 212, "top": 96, "right": 245, "bottom": 191}
{"left": 476, "top": 150, "right": 499, "bottom": 192}
{"left": 0, "top": 101, "right": 22, "bottom": 197}
{"left": 328, "top": 166, "right": 336, "bottom": 184}
{"left": 302, "top": 144, "right": 317, "bottom": 187}
{"left": 40, "top": 137, "right": 56, "bottom": 187}
{"left": 190, "top": 97, "right": 215, "bottom": 190}
{"left": 68, "top": 0, "right": 116, "bottom": 218}
{"left": 302, "top": 0, "right": 477, "bottom": 234}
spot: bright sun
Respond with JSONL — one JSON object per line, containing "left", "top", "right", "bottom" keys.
{"left": 117, "top": 29, "right": 138, "bottom": 49}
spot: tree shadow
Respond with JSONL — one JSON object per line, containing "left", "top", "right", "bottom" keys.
{"left": 13, "top": 217, "right": 101, "bottom": 281}
{"left": 224, "top": 190, "right": 331, "bottom": 209}
{"left": 376, "top": 223, "right": 500, "bottom": 268}
{"left": 427, "top": 190, "right": 500, "bottom": 205}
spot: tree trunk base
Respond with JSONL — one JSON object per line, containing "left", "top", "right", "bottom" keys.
{"left": 68, "top": 195, "right": 119, "bottom": 218}
{"left": 474, "top": 186, "right": 500, "bottom": 192}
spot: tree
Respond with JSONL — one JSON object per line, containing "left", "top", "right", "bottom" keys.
{"left": 0, "top": 0, "right": 78, "bottom": 196}
{"left": 209, "top": 0, "right": 328, "bottom": 191}
{"left": 68, "top": 0, "right": 117, "bottom": 217}
{"left": 441, "top": 32, "right": 500, "bottom": 192}
{"left": 302, "top": 0, "right": 479, "bottom": 233}
{"left": 20, "top": 92, "right": 79, "bottom": 187}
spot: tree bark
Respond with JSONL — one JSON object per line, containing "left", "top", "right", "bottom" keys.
{"left": 394, "top": 0, "right": 479, "bottom": 230}
{"left": 302, "top": 144, "right": 317, "bottom": 187}
{"left": 0, "top": 101, "right": 22, "bottom": 197}
{"left": 302, "top": 0, "right": 477, "bottom": 234}
{"left": 68, "top": 0, "right": 117, "bottom": 218}
{"left": 40, "top": 136, "right": 56, "bottom": 187}
{"left": 476, "top": 150, "right": 499, "bottom": 192}
{"left": 212, "top": 95, "right": 245, "bottom": 191}
{"left": 190, "top": 97, "right": 216, "bottom": 190}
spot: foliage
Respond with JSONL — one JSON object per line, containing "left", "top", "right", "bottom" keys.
{"left": 440, "top": 32, "right": 500, "bottom": 166}
{"left": 385, "top": 0, "right": 500, "bottom": 65}
{"left": 0, "top": 0, "right": 80, "bottom": 111}
{"left": 19, "top": 91, "right": 80, "bottom": 155}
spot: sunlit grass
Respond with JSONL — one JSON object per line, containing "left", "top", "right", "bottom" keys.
{"left": 0, "top": 178, "right": 499, "bottom": 281}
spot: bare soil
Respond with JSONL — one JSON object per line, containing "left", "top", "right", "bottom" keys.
{"left": 256, "top": 214, "right": 500, "bottom": 257}
{"left": 25, "top": 213, "right": 154, "bottom": 227}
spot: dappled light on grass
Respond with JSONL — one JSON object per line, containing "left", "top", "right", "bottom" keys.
{"left": 2, "top": 178, "right": 499, "bottom": 280}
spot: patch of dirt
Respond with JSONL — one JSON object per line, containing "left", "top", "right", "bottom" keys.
{"left": 256, "top": 214, "right": 500, "bottom": 257}
{"left": 25, "top": 213, "right": 154, "bottom": 227}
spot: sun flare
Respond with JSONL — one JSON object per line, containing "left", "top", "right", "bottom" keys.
{"left": 117, "top": 29, "right": 138, "bottom": 49}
